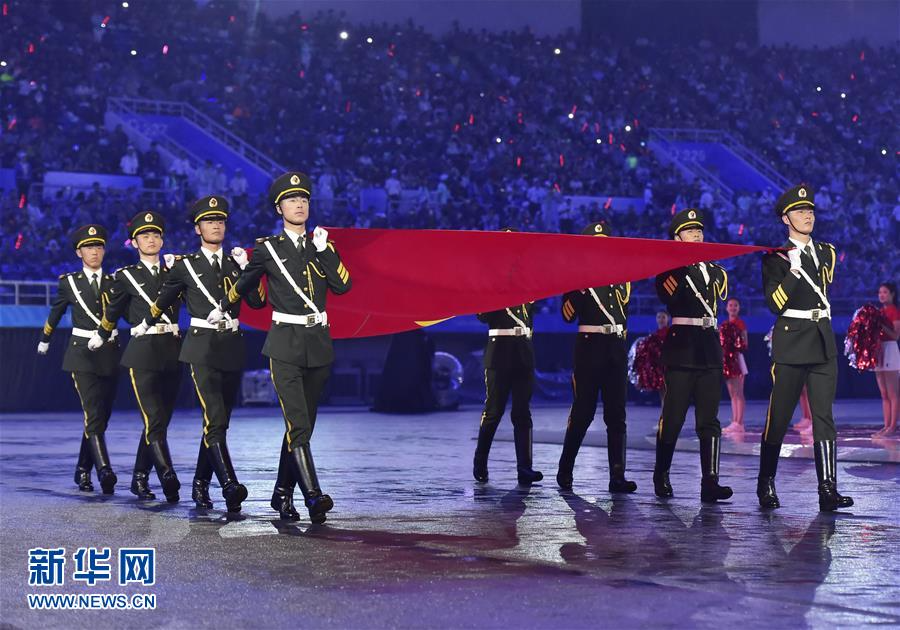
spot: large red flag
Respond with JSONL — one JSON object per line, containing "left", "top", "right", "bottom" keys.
{"left": 240, "top": 228, "right": 768, "bottom": 338}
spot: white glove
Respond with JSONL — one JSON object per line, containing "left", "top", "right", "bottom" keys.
{"left": 163, "top": 253, "right": 176, "bottom": 269}
{"left": 231, "top": 246, "right": 249, "bottom": 270}
{"left": 787, "top": 247, "right": 802, "bottom": 273}
{"left": 37, "top": 341, "right": 49, "bottom": 355}
{"left": 87, "top": 332, "right": 104, "bottom": 351}
{"left": 132, "top": 319, "right": 150, "bottom": 337}
{"left": 207, "top": 306, "right": 225, "bottom": 324}
{"left": 312, "top": 226, "right": 328, "bottom": 253}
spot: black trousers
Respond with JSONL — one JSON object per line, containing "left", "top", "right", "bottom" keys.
{"left": 129, "top": 366, "right": 182, "bottom": 444}
{"left": 764, "top": 358, "right": 837, "bottom": 444}
{"left": 269, "top": 358, "right": 331, "bottom": 450}
{"left": 189, "top": 364, "right": 241, "bottom": 447}
{"left": 480, "top": 365, "right": 534, "bottom": 431}
{"left": 568, "top": 348, "right": 627, "bottom": 437}
{"left": 658, "top": 367, "right": 722, "bottom": 443}
{"left": 70, "top": 371, "right": 117, "bottom": 437}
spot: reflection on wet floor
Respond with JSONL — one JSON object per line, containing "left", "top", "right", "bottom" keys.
{"left": 1, "top": 406, "right": 898, "bottom": 627}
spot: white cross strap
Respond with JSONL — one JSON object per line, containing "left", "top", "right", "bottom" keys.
{"left": 504, "top": 306, "right": 528, "bottom": 331}
{"left": 263, "top": 239, "right": 321, "bottom": 315}
{"left": 587, "top": 288, "right": 623, "bottom": 336}
{"left": 183, "top": 257, "right": 233, "bottom": 321}
{"left": 684, "top": 274, "right": 717, "bottom": 320}
{"left": 67, "top": 275, "right": 101, "bottom": 327}
{"left": 776, "top": 252, "right": 831, "bottom": 310}
{"left": 121, "top": 269, "right": 172, "bottom": 324}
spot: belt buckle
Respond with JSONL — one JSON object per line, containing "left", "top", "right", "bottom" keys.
{"left": 513, "top": 327, "right": 524, "bottom": 337}
{"left": 305, "top": 314, "right": 319, "bottom": 327}
{"left": 702, "top": 316, "right": 715, "bottom": 328}
{"left": 154, "top": 324, "right": 166, "bottom": 334}
{"left": 216, "top": 320, "right": 227, "bottom": 332}
{"left": 811, "top": 309, "right": 820, "bottom": 321}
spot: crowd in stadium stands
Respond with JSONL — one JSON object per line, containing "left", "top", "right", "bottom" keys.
{"left": 1, "top": 0, "right": 897, "bottom": 305}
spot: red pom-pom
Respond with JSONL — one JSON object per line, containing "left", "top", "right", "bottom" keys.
{"left": 844, "top": 304, "right": 888, "bottom": 371}
{"left": 719, "top": 320, "right": 746, "bottom": 379}
{"left": 629, "top": 334, "right": 666, "bottom": 392}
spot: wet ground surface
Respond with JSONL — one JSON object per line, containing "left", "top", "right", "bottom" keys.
{"left": 1, "top": 402, "right": 898, "bottom": 628}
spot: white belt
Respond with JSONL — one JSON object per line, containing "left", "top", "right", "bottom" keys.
{"left": 190, "top": 317, "right": 240, "bottom": 332}
{"left": 672, "top": 316, "right": 717, "bottom": 329}
{"left": 272, "top": 311, "right": 328, "bottom": 327}
{"left": 578, "top": 324, "right": 624, "bottom": 336}
{"left": 134, "top": 323, "right": 179, "bottom": 336}
{"left": 72, "top": 327, "right": 118, "bottom": 340}
{"left": 488, "top": 327, "right": 532, "bottom": 338}
{"left": 782, "top": 308, "right": 831, "bottom": 322}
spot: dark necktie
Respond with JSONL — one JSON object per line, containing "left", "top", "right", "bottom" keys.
{"left": 211, "top": 253, "right": 220, "bottom": 276}
{"left": 151, "top": 264, "right": 159, "bottom": 278}
{"left": 90, "top": 273, "right": 99, "bottom": 298}
{"left": 803, "top": 244, "right": 815, "bottom": 267}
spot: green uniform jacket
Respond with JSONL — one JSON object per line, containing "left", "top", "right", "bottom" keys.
{"left": 150, "top": 251, "right": 266, "bottom": 372}
{"left": 477, "top": 303, "right": 535, "bottom": 370}
{"left": 226, "top": 232, "right": 351, "bottom": 368}
{"left": 41, "top": 270, "right": 120, "bottom": 375}
{"left": 762, "top": 240, "right": 837, "bottom": 365}
{"left": 99, "top": 261, "right": 182, "bottom": 371}
{"left": 655, "top": 263, "right": 727, "bottom": 369}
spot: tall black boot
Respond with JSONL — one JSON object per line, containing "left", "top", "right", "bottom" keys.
{"left": 607, "top": 432, "right": 637, "bottom": 494}
{"left": 287, "top": 443, "right": 333, "bottom": 524}
{"left": 130, "top": 436, "right": 156, "bottom": 500}
{"left": 814, "top": 440, "right": 854, "bottom": 512}
{"left": 513, "top": 426, "right": 544, "bottom": 485}
{"left": 700, "top": 436, "right": 733, "bottom": 503}
{"left": 653, "top": 436, "right": 676, "bottom": 498}
{"left": 473, "top": 421, "right": 499, "bottom": 482}
{"left": 192, "top": 443, "right": 213, "bottom": 509}
{"left": 270, "top": 437, "right": 299, "bottom": 520}
{"left": 757, "top": 441, "right": 781, "bottom": 509}
{"left": 86, "top": 434, "right": 117, "bottom": 494}
{"left": 74, "top": 435, "right": 94, "bottom": 492}
{"left": 148, "top": 439, "right": 181, "bottom": 503}
{"left": 207, "top": 441, "right": 247, "bottom": 513}
{"left": 556, "top": 421, "right": 589, "bottom": 489}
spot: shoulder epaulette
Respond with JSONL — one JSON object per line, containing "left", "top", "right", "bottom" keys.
{"left": 256, "top": 235, "right": 275, "bottom": 244}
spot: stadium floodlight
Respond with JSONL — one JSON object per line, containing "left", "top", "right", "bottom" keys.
{"left": 841, "top": 92, "right": 847, "bottom": 99}
{"left": 495, "top": 137, "right": 502, "bottom": 144}
{"left": 595, "top": 138, "right": 602, "bottom": 144}
{"left": 625, "top": 125, "right": 632, "bottom": 132}
{"left": 122, "top": 1, "right": 129, "bottom": 7}
{"left": 567, "top": 113, "right": 574, "bottom": 119}
{"left": 339, "top": 31, "right": 349, "bottom": 40}
{"left": 366, "top": 37, "right": 373, "bottom": 44}
{"left": 130, "top": 49, "right": 137, "bottom": 56}
{"left": 816, "top": 86, "right": 822, "bottom": 92}
{"left": 553, "top": 48, "right": 561, "bottom": 55}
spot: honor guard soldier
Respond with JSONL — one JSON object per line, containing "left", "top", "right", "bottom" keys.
{"left": 653, "top": 209, "right": 733, "bottom": 503}
{"left": 37, "top": 224, "right": 120, "bottom": 494}
{"left": 92, "top": 211, "right": 183, "bottom": 503}
{"left": 138, "top": 195, "right": 265, "bottom": 512}
{"left": 758, "top": 185, "right": 853, "bottom": 512}
{"left": 473, "top": 229, "right": 543, "bottom": 485}
{"left": 557, "top": 221, "right": 636, "bottom": 494}
{"left": 209, "top": 172, "right": 351, "bottom": 524}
